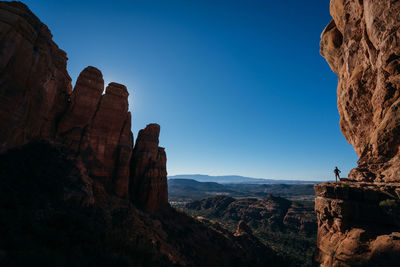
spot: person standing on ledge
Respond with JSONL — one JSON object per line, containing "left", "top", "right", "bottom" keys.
{"left": 334, "top": 166, "right": 341, "bottom": 182}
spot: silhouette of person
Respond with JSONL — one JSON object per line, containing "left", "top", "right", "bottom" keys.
{"left": 334, "top": 166, "right": 341, "bottom": 182}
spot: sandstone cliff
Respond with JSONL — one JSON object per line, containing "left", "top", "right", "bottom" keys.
{"left": 0, "top": 1, "right": 167, "bottom": 209}
{"left": 318, "top": 0, "right": 400, "bottom": 265}
{"left": 0, "top": 1, "right": 71, "bottom": 149}
{"left": 321, "top": 0, "right": 400, "bottom": 182}
{"left": 314, "top": 182, "right": 400, "bottom": 266}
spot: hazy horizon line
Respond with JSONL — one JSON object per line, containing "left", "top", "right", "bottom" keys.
{"left": 168, "top": 173, "right": 330, "bottom": 181}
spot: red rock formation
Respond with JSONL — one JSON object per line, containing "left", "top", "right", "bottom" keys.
{"left": 130, "top": 124, "right": 169, "bottom": 212}
{"left": 0, "top": 2, "right": 135, "bottom": 200}
{"left": 56, "top": 66, "right": 104, "bottom": 151}
{"left": 320, "top": 0, "right": 400, "bottom": 182}
{"left": 0, "top": 3, "right": 288, "bottom": 266}
{"left": 57, "top": 68, "right": 133, "bottom": 198}
{"left": 114, "top": 112, "right": 134, "bottom": 197}
{"left": 314, "top": 182, "right": 400, "bottom": 266}
{"left": 0, "top": 1, "right": 71, "bottom": 150}
{"left": 318, "top": 2, "right": 400, "bottom": 264}
{"left": 235, "top": 220, "right": 252, "bottom": 236}
{"left": 80, "top": 82, "right": 132, "bottom": 197}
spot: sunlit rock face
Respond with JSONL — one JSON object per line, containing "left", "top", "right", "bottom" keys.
{"left": 321, "top": 0, "right": 400, "bottom": 182}
{"left": 317, "top": 0, "right": 400, "bottom": 265}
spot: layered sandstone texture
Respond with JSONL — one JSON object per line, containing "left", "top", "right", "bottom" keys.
{"left": 0, "top": 1, "right": 71, "bottom": 149}
{"left": 57, "top": 68, "right": 133, "bottom": 198}
{"left": 314, "top": 182, "right": 400, "bottom": 266}
{"left": 0, "top": 1, "right": 167, "bottom": 209}
{"left": 320, "top": 0, "right": 400, "bottom": 182}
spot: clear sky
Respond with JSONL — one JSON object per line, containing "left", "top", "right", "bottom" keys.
{"left": 22, "top": 0, "right": 358, "bottom": 180}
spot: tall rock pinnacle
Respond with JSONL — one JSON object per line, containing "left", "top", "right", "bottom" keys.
{"left": 130, "top": 124, "right": 169, "bottom": 212}
{"left": 0, "top": 1, "right": 167, "bottom": 205}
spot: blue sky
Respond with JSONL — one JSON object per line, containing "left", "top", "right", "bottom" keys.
{"left": 22, "top": 0, "right": 358, "bottom": 180}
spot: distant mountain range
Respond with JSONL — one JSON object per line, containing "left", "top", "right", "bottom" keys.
{"left": 168, "top": 174, "right": 321, "bottom": 184}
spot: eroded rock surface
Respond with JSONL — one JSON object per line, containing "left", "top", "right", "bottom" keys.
{"left": 130, "top": 124, "right": 169, "bottom": 212}
{"left": 0, "top": 2, "right": 137, "bottom": 201}
{"left": 79, "top": 82, "right": 132, "bottom": 197}
{"left": 314, "top": 182, "right": 400, "bottom": 266}
{"left": 318, "top": 1, "right": 400, "bottom": 265}
{"left": 321, "top": 0, "right": 400, "bottom": 182}
{"left": 0, "top": 1, "right": 170, "bottom": 208}
{"left": 56, "top": 68, "right": 134, "bottom": 198}
{"left": 0, "top": 1, "right": 71, "bottom": 150}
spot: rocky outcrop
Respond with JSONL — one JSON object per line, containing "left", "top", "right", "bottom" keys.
{"left": 130, "top": 124, "right": 169, "bottom": 212}
{"left": 0, "top": 1, "right": 71, "bottom": 150}
{"left": 0, "top": 141, "right": 285, "bottom": 267}
{"left": 318, "top": 1, "right": 400, "bottom": 265}
{"left": 320, "top": 0, "right": 400, "bottom": 182}
{"left": 56, "top": 66, "right": 104, "bottom": 152}
{"left": 56, "top": 67, "right": 133, "bottom": 198}
{"left": 235, "top": 220, "right": 253, "bottom": 236}
{"left": 314, "top": 182, "right": 400, "bottom": 266}
{"left": 0, "top": 1, "right": 150, "bottom": 202}
{"left": 77, "top": 82, "right": 132, "bottom": 197}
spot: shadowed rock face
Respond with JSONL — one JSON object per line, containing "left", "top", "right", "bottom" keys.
{"left": 0, "top": 1, "right": 71, "bottom": 150}
{"left": 79, "top": 82, "right": 132, "bottom": 196}
{"left": 130, "top": 124, "right": 169, "bottom": 212}
{"left": 321, "top": 0, "right": 400, "bottom": 182}
{"left": 57, "top": 72, "right": 133, "bottom": 198}
{"left": 314, "top": 182, "right": 400, "bottom": 266}
{"left": 0, "top": 1, "right": 165, "bottom": 205}
{"left": 0, "top": 3, "right": 286, "bottom": 266}
{"left": 56, "top": 66, "right": 104, "bottom": 152}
